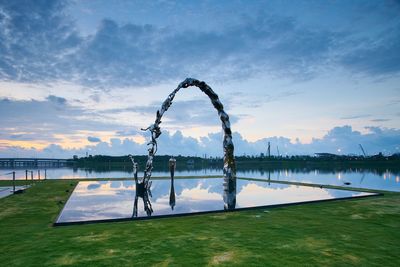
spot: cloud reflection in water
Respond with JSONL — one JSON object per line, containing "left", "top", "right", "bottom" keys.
{"left": 56, "top": 178, "right": 376, "bottom": 224}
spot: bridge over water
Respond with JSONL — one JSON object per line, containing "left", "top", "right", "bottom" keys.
{"left": 0, "top": 158, "right": 69, "bottom": 168}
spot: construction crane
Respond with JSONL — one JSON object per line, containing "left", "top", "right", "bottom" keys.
{"left": 359, "top": 144, "right": 367, "bottom": 157}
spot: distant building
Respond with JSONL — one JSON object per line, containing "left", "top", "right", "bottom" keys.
{"left": 315, "top": 153, "right": 339, "bottom": 159}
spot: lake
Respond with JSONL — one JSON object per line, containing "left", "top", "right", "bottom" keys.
{"left": 1, "top": 166, "right": 399, "bottom": 192}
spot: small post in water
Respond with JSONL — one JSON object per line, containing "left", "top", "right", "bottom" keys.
{"left": 38, "top": 170, "right": 40, "bottom": 181}
{"left": 12, "top": 171, "right": 15, "bottom": 193}
{"left": 169, "top": 157, "right": 176, "bottom": 180}
{"left": 44, "top": 169, "right": 47, "bottom": 180}
{"left": 25, "top": 169, "right": 28, "bottom": 187}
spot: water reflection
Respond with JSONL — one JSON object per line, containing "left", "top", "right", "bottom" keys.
{"left": 223, "top": 175, "right": 236, "bottom": 210}
{"left": 57, "top": 181, "right": 135, "bottom": 223}
{"left": 3, "top": 166, "right": 398, "bottom": 192}
{"left": 169, "top": 157, "right": 176, "bottom": 210}
{"left": 132, "top": 159, "right": 153, "bottom": 217}
{"left": 169, "top": 176, "right": 176, "bottom": 210}
{"left": 56, "top": 178, "right": 377, "bottom": 224}
{"left": 133, "top": 179, "right": 153, "bottom": 217}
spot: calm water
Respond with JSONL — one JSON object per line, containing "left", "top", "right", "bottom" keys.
{"left": 56, "top": 178, "right": 376, "bottom": 224}
{"left": 1, "top": 167, "right": 399, "bottom": 192}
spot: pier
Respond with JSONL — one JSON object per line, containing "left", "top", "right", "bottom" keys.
{"left": 0, "top": 158, "right": 69, "bottom": 168}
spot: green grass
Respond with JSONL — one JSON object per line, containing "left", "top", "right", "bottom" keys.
{"left": 0, "top": 179, "right": 399, "bottom": 266}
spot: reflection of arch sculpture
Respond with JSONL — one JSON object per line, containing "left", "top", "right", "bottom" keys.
{"left": 131, "top": 160, "right": 153, "bottom": 217}
{"left": 142, "top": 78, "right": 237, "bottom": 209}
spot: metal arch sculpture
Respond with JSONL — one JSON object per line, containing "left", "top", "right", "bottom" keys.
{"left": 141, "top": 78, "right": 237, "bottom": 209}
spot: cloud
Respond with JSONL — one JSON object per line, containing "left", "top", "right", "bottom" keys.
{"left": 371, "top": 118, "right": 390, "bottom": 122}
{"left": 0, "top": 96, "right": 123, "bottom": 142}
{"left": 115, "top": 129, "right": 141, "bottom": 137}
{"left": 303, "top": 126, "right": 400, "bottom": 155}
{"left": 87, "top": 136, "right": 101, "bottom": 143}
{"left": 1, "top": 125, "right": 399, "bottom": 158}
{"left": 340, "top": 28, "right": 400, "bottom": 76}
{"left": 46, "top": 95, "right": 67, "bottom": 105}
{"left": 102, "top": 99, "right": 240, "bottom": 129}
{"left": 227, "top": 90, "right": 303, "bottom": 109}
{"left": 0, "top": 0, "right": 81, "bottom": 82}
{"left": 0, "top": 1, "right": 399, "bottom": 88}
{"left": 0, "top": 94, "right": 244, "bottom": 151}
{"left": 340, "top": 114, "right": 371, "bottom": 120}
{"left": 69, "top": 14, "right": 342, "bottom": 86}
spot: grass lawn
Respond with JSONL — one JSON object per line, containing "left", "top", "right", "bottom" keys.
{"left": 0, "top": 179, "right": 399, "bottom": 266}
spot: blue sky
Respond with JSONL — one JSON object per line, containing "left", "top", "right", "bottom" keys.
{"left": 0, "top": 0, "right": 399, "bottom": 157}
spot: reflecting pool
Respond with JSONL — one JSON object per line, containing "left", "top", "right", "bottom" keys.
{"left": 56, "top": 178, "right": 378, "bottom": 225}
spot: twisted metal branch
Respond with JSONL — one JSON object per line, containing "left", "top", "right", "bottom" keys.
{"left": 141, "top": 78, "right": 237, "bottom": 209}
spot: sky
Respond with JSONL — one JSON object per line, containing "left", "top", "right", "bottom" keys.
{"left": 0, "top": 0, "right": 399, "bottom": 158}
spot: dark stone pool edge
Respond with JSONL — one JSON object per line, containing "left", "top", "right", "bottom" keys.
{"left": 53, "top": 191, "right": 382, "bottom": 227}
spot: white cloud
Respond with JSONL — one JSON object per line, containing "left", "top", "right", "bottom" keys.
{"left": 0, "top": 126, "right": 399, "bottom": 158}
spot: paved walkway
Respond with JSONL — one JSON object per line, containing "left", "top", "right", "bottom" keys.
{"left": 0, "top": 186, "right": 29, "bottom": 199}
